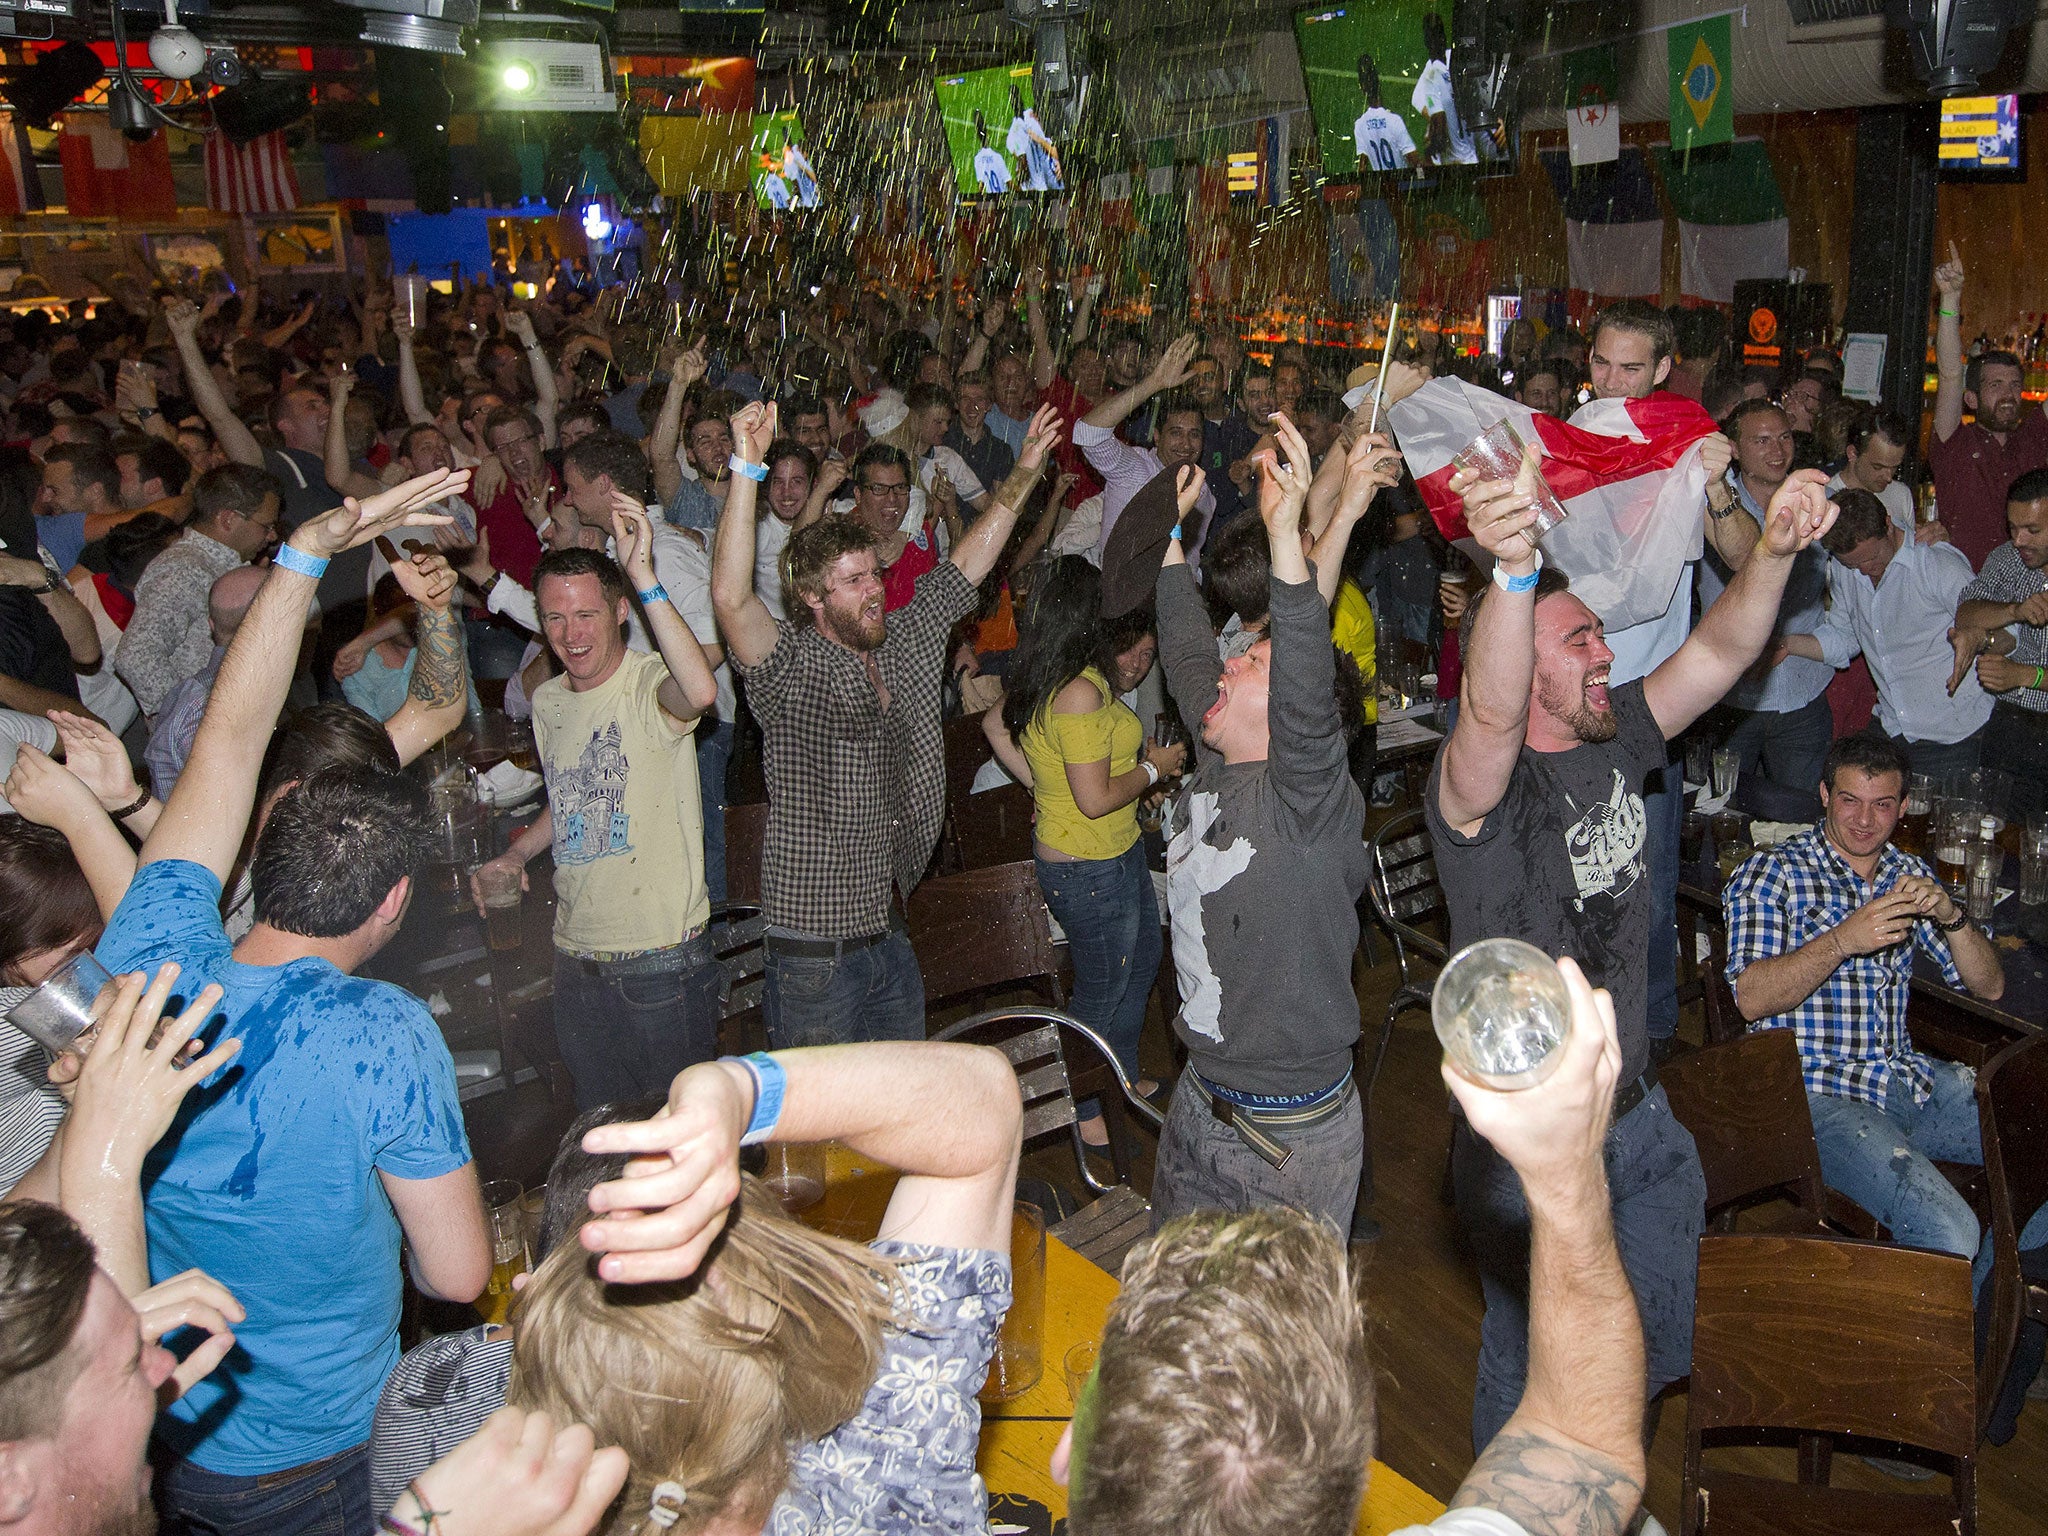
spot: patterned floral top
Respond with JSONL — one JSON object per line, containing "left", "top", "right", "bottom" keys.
{"left": 769, "top": 1241, "right": 1014, "bottom": 1535}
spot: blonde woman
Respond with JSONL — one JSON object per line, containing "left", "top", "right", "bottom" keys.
{"left": 510, "top": 1041, "right": 1023, "bottom": 1534}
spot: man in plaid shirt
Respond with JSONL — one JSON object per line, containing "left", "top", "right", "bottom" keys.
{"left": 1723, "top": 735, "right": 2005, "bottom": 1287}
{"left": 1953, "top": 466, "right": 2048, "bottom": 816}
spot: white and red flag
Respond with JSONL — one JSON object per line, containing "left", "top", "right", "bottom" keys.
{"left": 204, "top": 129, "right": 300, "bottom": 214}
{"left": 1389, "top": 377, "right": 1718, "bottom": 631}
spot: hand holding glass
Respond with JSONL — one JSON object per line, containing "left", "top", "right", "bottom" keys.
{"left": 1450, "top": 420, "right": 1569, "bottom": 536}
{"left": 6, "top": 951, "right": 118, "bottom": 1056}
{"left": 1432, "top": 938, "right": 1571, "bottom": 1090}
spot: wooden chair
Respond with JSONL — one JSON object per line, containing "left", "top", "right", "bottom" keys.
{"left": 1975, "top": 1033, "right": 2048, "bottom": 1444}
{"left": 933, "top": 1006, "right": 1164, "bottom": 1273}
{"left": 906, "top": 859, "right": 1066, "bottom": 1011}
{"left": 1659, "top": 1029, "right": 1833, "bottom": 1234}
{"left": 713, "top": 910, "right": 766, "bottom": 1056}
{"left": 724, "top": 800, "right": 768, "bottom": 909}
{"left": 1683, "top": 1232, "right": 1977, "bottom": 1536}
{"left": 1698, "top": 914, "right": 1747, "bottom": 1047}
{"left": 951, "top": 781, "right": 1037, "bottom": 871}
{"left": 1363, "top": 808, "right": 1448, "bottom": 1095}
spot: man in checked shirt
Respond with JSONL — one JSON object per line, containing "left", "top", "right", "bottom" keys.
{"left": 714, "top": 398, "right": 1066, "bottom": 1048}
{"left": 1723, "top": 734, "right": 2005, "bottom": 1289}
{"left": 1952, "top": 466, "right": 2048, "bottom": 816}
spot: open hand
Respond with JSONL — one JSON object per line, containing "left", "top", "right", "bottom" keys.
{"left": 1148, "top": 333, "right": 1201, "bottom": 392}
{"left": 1020, "top": 402, "right": 1064, "bottom": 472}
{"left": 294, "top": 468, "right": 469, "bottom": 559}
{"left": 2, "top": 743, "right": 104, "bottom": 832}
{"left": 48, "top": 710, "right": 142, "bottom": 810}
{"left": 575, "top": 1059, "right": 755, "bottom": 1283}
{"left": 1256, "top": 413, "right": 1314, "bottom": 541}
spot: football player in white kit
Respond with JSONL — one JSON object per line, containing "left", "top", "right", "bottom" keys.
{"left": 1352, "top": 53, "right": 1419, "bottom": 173}
{"left": 1412, "top": 11, "right": 1479, "bottom": 166}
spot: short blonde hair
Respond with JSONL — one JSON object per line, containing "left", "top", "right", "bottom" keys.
{"left": 508, "top": 1174, "right": 904, "bottom": 1533}
{"left": 1069, "top": 1208, "right": 1376, "bottom": 1536}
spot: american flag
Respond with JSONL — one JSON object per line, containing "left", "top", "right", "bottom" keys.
{"left": 204, "top": 129, "right": 300, "bottom": 213}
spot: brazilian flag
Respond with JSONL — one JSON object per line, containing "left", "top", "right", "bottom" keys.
{"left": 1669, "top": 16, "right": 1734, "bottom": 152}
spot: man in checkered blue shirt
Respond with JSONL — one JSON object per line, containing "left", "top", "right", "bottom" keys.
{"left": 1723, "top": 735, "right": 2005, "bottom": 1289}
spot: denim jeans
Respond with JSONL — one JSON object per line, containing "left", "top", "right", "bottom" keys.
{"left": 156, "top": 1441, "right": 370, "bottom": 1536}
{"left": 1644, "top": 748, "right": 1683, "bottom": 1042}
{"left": 1721, "top": 693, "right": 1833, "bottom": 823}
{"left": 1034, "top": 842, "right": 1159, "bottom": 1081}
{"left": 1149, "top": 1073, "right": 1363, "bottom": 1233}
{"left": 764, "top": 931, "right": 926, "bottom": 1049}
{"left": 1879, "top": 727, "right": 1983, "bottom": 783}
{"left": 1807, "top": 1060, "right": 1989, "bottom": 1291}
{"left": 1453, "top": 1084, "right": 1706, "bottom": 1451}
{"left": 551, "top": 934, "right": 722, "bottom": 1111}
{"left": 1985, "top": 703, "right": 2048, "bottom": 817}
{"left": 698, "top": 717, "right": 734, "bottom": 908}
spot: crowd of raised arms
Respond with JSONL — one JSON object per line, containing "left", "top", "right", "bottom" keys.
{"left": 0, "top": 239, "right": 2042, "bottom": 1536}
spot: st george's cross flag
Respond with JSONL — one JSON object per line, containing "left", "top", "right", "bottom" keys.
{"left": 1388, "top": 377, "right": 1719, "bottom": 632}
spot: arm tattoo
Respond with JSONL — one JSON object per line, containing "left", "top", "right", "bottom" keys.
{"left": 408, "top": 602, "right": 469, "bottom": 709}
{"left": 1448, "top": 1429, "right": 1643, "bottom": 1536}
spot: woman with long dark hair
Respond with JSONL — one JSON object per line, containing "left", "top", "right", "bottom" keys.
{"left": 1000, "top": 555, "right": 1181, "bottom": 1143}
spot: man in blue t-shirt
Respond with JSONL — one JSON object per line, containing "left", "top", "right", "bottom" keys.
{"left": 95, "top": 469, "right": 490, "bottom": 1536}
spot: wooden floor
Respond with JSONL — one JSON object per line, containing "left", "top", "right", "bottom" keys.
{"left": 463, "top": 916, "right": 2048, "bottom": 1534}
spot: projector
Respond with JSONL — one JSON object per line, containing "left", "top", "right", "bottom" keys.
{"left": 479, "top": 38, "right": 614, "bottom": 112}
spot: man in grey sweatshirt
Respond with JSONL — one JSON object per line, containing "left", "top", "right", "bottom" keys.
{"left": 1150, "top": 443, "right": 1369, "bottom": 1231}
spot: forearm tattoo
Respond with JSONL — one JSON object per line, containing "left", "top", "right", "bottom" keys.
{"left": 409, "top": 601, "right": 469, "bottom": 709}
{"left": 1448, "top": 1429, "right": 1644, "bottom": 1536}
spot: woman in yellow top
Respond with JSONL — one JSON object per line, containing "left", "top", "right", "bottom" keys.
{"left": 989, "top": 556, "right": 1183, "bottom": 1143}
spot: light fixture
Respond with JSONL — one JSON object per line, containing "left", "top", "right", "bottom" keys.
{"left": 581, "top": 203, "right": 611, "bottom": 240}
{"left": 500, "top": 60, "right": 534, "bottom": 93}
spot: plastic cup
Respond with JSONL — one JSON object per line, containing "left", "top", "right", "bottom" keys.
{"left": 1063, "top": 1340, "right": 1099, "bottom": 1404}
{"left": 762, "top": 1142, "right": 825, "bottom": 1212}
{"left": 1431, "top": 938, "right": 1572, "bottom": 1091}
{"left": 476, "top": 862, "right": 524, "bottom": 952}
{"left": 5, "top": 951, "right": 118, "bottom": 1057}
{"left": 1449, "top": 418, "right": 1569, "bottom": 535}
{"left": 980, "top": 1201, "right": 1046, "bottom": 1401}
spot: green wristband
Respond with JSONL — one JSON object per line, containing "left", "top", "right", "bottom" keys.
{"left": 2034, "top": 665, "right": 2045, "bottom": 691}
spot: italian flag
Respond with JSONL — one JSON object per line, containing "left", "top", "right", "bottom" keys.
{"left": 1654, "top": 140, "right": 1788, "bottom": 306}
{"left": 1388, "top": 377, "right": 1717, "bottom": 632}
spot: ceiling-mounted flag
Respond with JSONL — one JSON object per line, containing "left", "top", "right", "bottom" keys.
{"left": 1668, "top": 16, "right": 1733, "bottom": 152}
{"left": 1565, "top": 42, "right": 1620, "bottom": 166}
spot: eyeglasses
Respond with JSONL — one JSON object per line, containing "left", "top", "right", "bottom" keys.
{"left": 859, "top": 480, "right": 911, "bottom": 499}
{"left": 491, "top": 431, "right": 539, "bottom": 451}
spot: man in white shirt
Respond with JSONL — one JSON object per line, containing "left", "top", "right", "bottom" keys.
{"left": 1354, "top": 53, "right": 1420, "bottom": 173}
{"left": 1057, "top": 958, "right": 1651, "bottom": 1536}
{"left": 1413, "top": 12, "right": 1479, "bottom": 166}
{"left": 1780, "top": 487, "right": 1993, "bottom": 780}
{"left": 1825, "top": 408, "right": 1942, "bottom": 544}
{"left": 1077, "top": 332, "right": 1215, "bottom": 562}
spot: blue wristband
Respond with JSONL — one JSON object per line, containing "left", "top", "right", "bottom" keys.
{"left": 733, "top": 1052, "right": 786, "bottom": 1145}
{"left": 1492, "top": 550, "right": 1543, "bottom": 593}
{"left": 637, "top": 584, "right": 669, "bottom": 608}
{"left": 1170, "top": 523, "right": 1182, "bottom": 542}
{"left": 728, "top": 455, "right": 769, "bottom": 483}
{"left": 274, "top": 544, "right": 328, "bottom": 579}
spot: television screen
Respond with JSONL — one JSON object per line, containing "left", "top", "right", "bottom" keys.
{"left": 1938, "top": 93, "right": 2021, "bottom": 179}
{"left": 933, "top": 64, "right": 1064, "bottom": 197}
{"left": 1296, "top": 1, "right": 1502, "bottom": 177}
{"left": 751, "top": 110, "right": 821, "bottom": 210}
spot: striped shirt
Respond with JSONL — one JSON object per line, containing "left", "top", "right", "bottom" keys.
{"left": 0, "top": 990, "right": 65, "bottom": 1192}
{"left": 369, "top": 1325, "right": 513, "bottom": 1518}
{"left": 1723, "top": 827, "right": 1964, "bottom": 1107}
{"left": 1959, "top": 542, "right": 2048, "bottom": 713}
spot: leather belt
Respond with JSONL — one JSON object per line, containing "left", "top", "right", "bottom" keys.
{"left": 1613, "top": 1062, "right": 1660, "bottom": 1121}
{"left": 1187, "top": 1071, "right": 1357, "bottom": 1171}
{"left": 252, "top": 1444, "right": 357, "bottom": 1492}
{"left": 766, "top": 926, "right": 897, "bottom": 959}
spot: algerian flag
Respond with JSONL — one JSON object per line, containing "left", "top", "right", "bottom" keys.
{"left": 1653, "top": 140, "right": 1788, "bottom": 305}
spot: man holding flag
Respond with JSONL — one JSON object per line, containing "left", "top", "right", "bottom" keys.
{"left": 1382, "top": 299, "right": 1758, "bottom": 1061}
{"left": 1423, "top": 431, "right": 1837, "bottom": 1454}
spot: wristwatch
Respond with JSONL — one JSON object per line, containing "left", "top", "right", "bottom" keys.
{"left": 1705, "top": 481, "right": 1737, "bottom": 519}
{"left": 134, "top": 406, "right": 159, "bottom": 420}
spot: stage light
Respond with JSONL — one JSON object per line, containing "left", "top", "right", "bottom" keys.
{"left": 582, "top": 203, "right": 611, "bottom": 240}
{"left": 501, "top": 61, "right": 533, "bottom": 93}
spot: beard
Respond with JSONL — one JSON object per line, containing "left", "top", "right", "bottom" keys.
{"left": 821, "top": 595, "right": 886, "bottom": 652}
{"left": 1536, "top": 671, "right": 1617, "bottom": 744}
{"left": 1985, "top": 397, "right": 2025, "bottom": 433}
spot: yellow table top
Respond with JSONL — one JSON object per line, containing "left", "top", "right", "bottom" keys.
{"left": 799, "top": 1145, "right": 1447, "bottom": 1534}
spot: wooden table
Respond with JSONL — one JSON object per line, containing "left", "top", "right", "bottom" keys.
{"left": 802, "top": 1147, "right": 1447, "bottom": 1534}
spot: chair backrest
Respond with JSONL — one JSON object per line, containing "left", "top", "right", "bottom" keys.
{"left": 933, "top": 1005, "right": 1163, "bottom": 1196}
{"left": 1367, "top": 807, "right": 1449, "bottom": 986}
{"left": 1660, "top": 1028, "right": 1829, "bottom": 1230}
{"left": 943, "top": 710, "right": 996, "bottom": 809}
{"left": 906, "top": 859, "right": 1063, "bottom": 1009}
{"left": 1699, "top": 915, "right": 1746, "bottom": 1047}
{"left": 716, "top": 911, "right": 765, "bottom": 1021}
{"left": 725, "top": 800, "right": 768, "bottom": 909}
{"left": 1689, "top": 1233, "right": 1977, "bottom": 1458}
{"left": 951, "top": 781, "right": 1037, "bottom": 871}
{"left": 1975, "top": 1033, "right": 2048, "bottom": 1440}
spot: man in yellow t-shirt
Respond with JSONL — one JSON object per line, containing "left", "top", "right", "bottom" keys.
{"left": 470, "top": 496, "right": 723, "bottom": 1109}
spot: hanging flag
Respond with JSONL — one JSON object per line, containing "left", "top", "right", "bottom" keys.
{"left": 1254, "top": 114, "right": 1289, "bottom": 207}
{"left": 1389, "top": 376, "right": 1717, "bottom": 632}
{"left": 0, "top": 114, "right": 42, "bottom": 215}
{"left": 203, "top": 129, "right": 300, "bottom": 213}
{"left": 57, "top": 118, "right": 176, "bottom": 219}
{"left": 1652, "top": 140, "right": 1788, "bottom": 305}
{"left": 1097, "top": 170, "right": 1130, "bottom": 204}
{"left": 1564, "top": 42, "right": 1621, "bottom": 167}
{"left": 1539, "top": 146, "right": 1663, "bottom": 305}
{"left": 1568, "top": 97, "right": 1621, "bottom": 167}
{"left": 1669, "top": 16, "right": 1734, "bottom": 152}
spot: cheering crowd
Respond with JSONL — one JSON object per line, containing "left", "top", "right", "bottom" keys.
{"left": 0, "top": 246, "right": 2043, "bottom": 1536}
